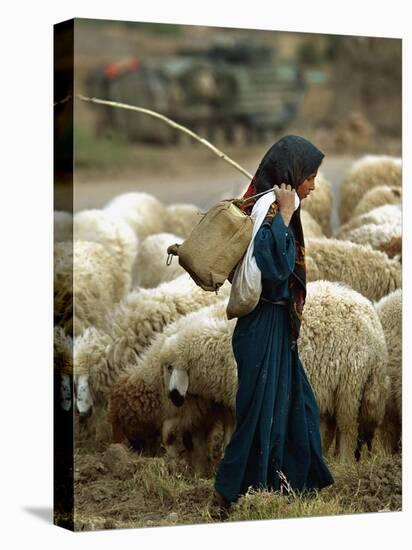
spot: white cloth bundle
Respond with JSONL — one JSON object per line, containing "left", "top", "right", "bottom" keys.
{"left": 226, "top": 191, "right": 300, "bottom": 320}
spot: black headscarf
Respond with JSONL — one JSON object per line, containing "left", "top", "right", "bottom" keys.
{"left": 240, "top": 135, "right": 324, "bottom": 349}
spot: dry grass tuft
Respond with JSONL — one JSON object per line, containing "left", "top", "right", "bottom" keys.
{"left": 70, "top": 442, "right": 402, "bottom": 531}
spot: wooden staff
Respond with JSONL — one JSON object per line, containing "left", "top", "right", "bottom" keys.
{"left": 76, "top": 94, "right": 254, "bottom": 183}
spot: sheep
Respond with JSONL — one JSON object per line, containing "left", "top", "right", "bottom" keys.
{"left": 73, "top": 277, "right": 231, "bottom": 444}
{"left": 109, "top": 301, "right": 232, "bottom": 458}
{"left": 74, "top": 209, "right": 138, "bottom": 294}
{"left": 54, "top": 210, "right": 73, "bottom": 242}
{"left": 160, "top": 315, "right": 238, "bottom": 413}
{"left": 54, "top": 326, "right": 74, "bottom": 413}
{"left": 305, "top": 237, "right": 402, "bottom": 301}
{"left": 301, "top": 171, "right": 333, "bottom": 236}
{"left": 132, "top": 232, "right": 185, "bottom": 288}
{"left": 104, "top": 192, "right": 168, "bottom": 240}
{"left": 352, "top": 185, "right": 402, "bottom": 219}
{"left": 160, "top": 280, "right": 389, "bottom": 464}
{"left": 339, "top": 155, "right": 402, "bottom": 224}
{"left": 379, "top": 235, "right": 403, "bottom": 260}
{"left": 298, "top": 281, "right": 389, "bottom": 463}
{"left": 164, "top": 203, "right": 203, "bottom": 238}
{"left": 161, "top": 402, "right": 235, "bottom": 477}
{"left": 54, "top": 241, "right": 127, "bottom": 336}
{"left": 336, "top": 222, "right": 402, "bottom": 258}
{"left": 374, "top": 289, "right": 402, "bottom": 453}
{"left": 334, "top": 204, "right": 401, "bottom": 240}
{"left": 301, "top": 210, "right": 325, "bottom": 239}
{"left": 54, "top": 326, "right": 94, "bottom": 447}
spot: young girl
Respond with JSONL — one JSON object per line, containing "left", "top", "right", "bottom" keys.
{"left": 210, "top": 135, "right": 334, "bottom": 519}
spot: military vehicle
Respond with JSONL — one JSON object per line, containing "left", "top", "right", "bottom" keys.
{"left": 86, "top": 40, "right": 306, "bottom": 145}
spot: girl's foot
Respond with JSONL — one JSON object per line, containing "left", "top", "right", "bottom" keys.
{"left": 208, "top": 489, "right": 232, "bottom": 521}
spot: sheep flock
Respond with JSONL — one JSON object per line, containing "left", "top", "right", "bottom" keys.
{"left": 54, "top": 154, "right": 402, "bottom": 483}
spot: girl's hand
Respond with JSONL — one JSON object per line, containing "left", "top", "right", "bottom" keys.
{"left": 273, "top": 183, "right": 296, "bottom": 213}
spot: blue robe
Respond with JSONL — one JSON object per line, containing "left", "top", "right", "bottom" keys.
{"left": 214, "top": 214, "right": 334, "bottom": 502}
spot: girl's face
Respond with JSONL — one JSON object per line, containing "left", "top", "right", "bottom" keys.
{"left": 297, "top": 172, "right": 317, "bottom": 200}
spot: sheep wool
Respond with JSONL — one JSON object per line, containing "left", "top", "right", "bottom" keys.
{"left": 334, "top": 204, "right": 401, "bottom": 240}
{"left": 300, "top": 210, "right": 325, "bottom": 239}
{"left": 158, "top": 280, "right": 389, "bottom": 464}
{"left": 132, "top": 232, "right": 184, "bottom": 288}
{"left": 374, "top": 289, "right": 402, "bottom": 452}
{"left": 352, "top": 185, "right": 402, "bottom": 219}
{"left": 336, "top": 222, "right": 402, "bottom": 259}
{"left": 164, "top": 203, "right": 203, "bottom": 238}
{"left": 54, "top": 241, "right": 127, "bottom": 336}
{"left": 104, "top": 192, "right": 168, "bottom": 241}
{"left": 301, "top": 171, "right": 333, "bottom": 236}
{"left": 160, "top": 316, "right": 238, "bottom": 412}
{"left": 297, "top": 280, "right": 390, "bottom": 462}
{"left": 74, "top": 278, "right": 230, "bottom": 443}
{"left": 109, "top": 301, "right": 230, "bottom": 452}
{"left": 54, "top": 326, "right": 73, "bottom": 376}
{"left": 74, "top": 208, "right": 138, "bottom": 295}
{"left": 339, "top": 155, "right": 402, "bottom": 224}
{"left": 305, "top": 237, "right": 402, "bottom": 302}
{"left": 161, "top": 402, "right": 235, "bottom": 477}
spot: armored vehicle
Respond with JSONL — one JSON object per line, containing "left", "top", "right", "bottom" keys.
{"left": 86, "top": 40, "right": 306, "bottom": 144}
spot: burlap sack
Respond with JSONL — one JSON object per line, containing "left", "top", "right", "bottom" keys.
{"left": 167, "top": 199, "right": 253, "bottom": 292}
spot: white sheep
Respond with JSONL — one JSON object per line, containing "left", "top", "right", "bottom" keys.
{"left": 159, "top": 280, "right": 389, "bottom": 464}
{"left": 132, "top": 232, "right": 185, "bottom": 288}
{"left": 54, "top": 326, "right": 74, "bottom": 412}
{"left": 74, "top": 276, "right": 230, "bottom": 444}
{"left": 334, "top": 204, "right": 401, "bottom": 240}
{"left": 54, "top": 241, "right": 127, "bottom": 337}
{"left": 74, "top": 209, "right": 138, "bottom": 295}
{"left": 298, "top": 281, "right": 389, "bottom": 462}
{"left": 336, "top": 222, "right": 402, "bottom": 259}
{"left": 54, "top": 210, "right": 73, "bottom": 242}
{"left": 301, "top": 171, "right": 333, "bottom": 236}
{"left": 54, "top": 326, "right": 95, "bottom": 448}
{"left": 352, "top": 185, "right": 402, "bottom": 219}
{"left": 164, "top": 203, "right": 203, "bottom": 238}
{"left": 301, "top": 210, "right": 325, "bottom": 239}
{"left": 339, "top": 155, "right": 402, "bottom": 224}
{"left": 104, "top": 192, "right": 168, "bottom": 240}
{"left": 108, "top": 301, "right": 232, "bottom": 458}
{"left": 305, "top": 237, "right": 402, "bottom": 301}
{"left": 374, "top": 289, "right": 402, "bottom": 453}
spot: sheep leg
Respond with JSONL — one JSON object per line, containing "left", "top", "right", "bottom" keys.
{"left": 222, "top": 408, "right": 236, "bottom": 448}
{"left": 335, "top": 397, "right": 359, "bottom": 463}
{"left": 320, "top": 414, "right": 336, "bottom": 456}
{"left": 112, "top": 418, "right": 127, "bottom": 444}
{"left": 376, "top": 418, "right": 401, "bottom": 454}
{"left": 207, "top": 419, "right": 225, "bottom": 466}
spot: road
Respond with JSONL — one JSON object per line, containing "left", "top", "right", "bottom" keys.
{"left": 56, "top": 146, "right": 356, "bottom": 232}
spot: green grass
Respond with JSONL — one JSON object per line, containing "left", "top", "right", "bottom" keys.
{"left": 74, "top": 126, "right": 130, "bottom": 170}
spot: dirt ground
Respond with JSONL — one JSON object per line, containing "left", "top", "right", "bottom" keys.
{"left": 70, "top": 443, "right": 401, "bottom": 531}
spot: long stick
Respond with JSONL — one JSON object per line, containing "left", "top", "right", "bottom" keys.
{"left": 76, "top": 94, "right": 254, "bottom": 181}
